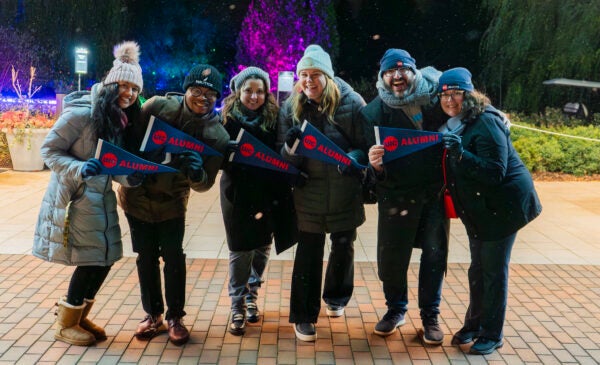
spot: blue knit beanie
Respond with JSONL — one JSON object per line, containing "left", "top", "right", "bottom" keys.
{"left": 438, "top": 67, "right": 474, "bottom": 93}
{"left": 379, "top": 49, "right": 417, "bottom": 76}
{"left": 296, "top": 45, "right": 334, "bottom": 79}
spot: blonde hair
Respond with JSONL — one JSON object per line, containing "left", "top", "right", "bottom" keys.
{"left": 290, "top": 76, "right": 340, "bottom": 125}
{"left": 222, "top": 76, "right": 279, "bottom": 130}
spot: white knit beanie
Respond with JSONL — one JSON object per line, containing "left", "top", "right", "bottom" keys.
{"left": 229, "top": 66, "right": 271, "bottom": 92}
{"left": 103, "top": 41, "right": 143, "bottom": 91}
{"left": 296, "top": 44, "right": 334, "bottom": 79}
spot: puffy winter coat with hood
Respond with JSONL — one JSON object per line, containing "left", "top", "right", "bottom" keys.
{"left": 33, "top": 84, "right": 127, "bottom": 266}
{"left": 445, "top": 106, "right": 542, "bottom": 240}
{"left": 118, "top": 93, "right": 229, "bottom": 222}
{"left": 277, "top": 77, "right": 367, "bottom": 233}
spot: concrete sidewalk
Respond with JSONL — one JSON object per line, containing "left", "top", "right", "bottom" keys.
{"left": 0, "top": 170, "right": 599, "bottom": 364}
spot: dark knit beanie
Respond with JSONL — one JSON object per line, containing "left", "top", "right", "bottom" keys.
{"left": 182, "top": 64, "right": 223, "bottom": 97}
{"left": 438, "top": 67, "right": 474, "bottom": 93}
{"left": 379, "top": 49, "right": 417, "bottom": 77}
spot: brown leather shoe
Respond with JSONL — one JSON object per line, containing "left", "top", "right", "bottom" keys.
{"left": 168, "top": 317, "right": 189, "bottom": 346}
{"left": 134, "top": 314, "right": 167, "bottom": 340}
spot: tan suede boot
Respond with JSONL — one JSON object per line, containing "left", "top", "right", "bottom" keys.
{"left": 80, "top": 298, "right": 107, "bottom": 341}
{"left": 55, "top": 298, "right": 96, "bottom": 346}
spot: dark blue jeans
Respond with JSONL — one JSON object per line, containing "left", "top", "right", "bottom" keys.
{"left": 377, "top": 196, "right": 449, "bottom": 320}
{"left": 462, "top": 232, "right": 516, "bottom": 341}
{"left": 126, "top": 214, "right": 186, "bottom": 320}
{"left": 289, "top": 229, "right": 356, "bottom": 323}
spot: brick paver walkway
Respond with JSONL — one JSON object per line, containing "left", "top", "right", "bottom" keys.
{"left": 1, "top": 256, "right": 599, "bottom": 364}
{"left": 1, "top": 170, "right": 599, "bottom": 364}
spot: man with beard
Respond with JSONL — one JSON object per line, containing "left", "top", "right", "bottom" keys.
{"left": 119, "top": 64, "right": 229, "bottom": 346}
{"left": 360, "top": 49, "right": 450, "bottom": 345}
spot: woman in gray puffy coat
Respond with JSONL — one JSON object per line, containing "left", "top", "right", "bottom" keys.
{"left": 277, "top": 45, "right": 367, "bottom": 341}
{"left": 33, "top": 41, "right": 144, "bottom": 346}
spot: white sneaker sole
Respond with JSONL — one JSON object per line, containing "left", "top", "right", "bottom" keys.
{"left": 294, "top": 325, "right": 317, "bottom": 342}
{"left": 326, "top": 307, "right": 345, "bottom": 317}
{"left": 373, "top": 318, "right": 406, "bottom": 336}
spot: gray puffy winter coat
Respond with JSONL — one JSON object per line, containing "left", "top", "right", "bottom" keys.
{"left": 33, "top": 85, "right": 124, "bottom": 266}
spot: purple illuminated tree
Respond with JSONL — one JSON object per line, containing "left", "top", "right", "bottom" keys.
{"left": 235, "top": 0, "right": 339, "bottom": 91}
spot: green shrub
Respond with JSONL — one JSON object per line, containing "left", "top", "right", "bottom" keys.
{"left": 510, "top": 112, "right": 600, "bottom": 175}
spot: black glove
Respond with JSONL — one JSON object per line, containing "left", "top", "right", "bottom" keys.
{"left": 338, "top": 149, "right": 368, "bottom": 180}
{"left": 226, "top": 140, "right": 238, "bottom": 155}
{"left": 337, "top": 163, "right": 367, "bottom": 180}
{"left": 142, "top": 145, "right": 166, "bottom": 164}
{"left": 81, "top": 158, "right": 102, "bottom": 178}
{"left": 285, "top": 126, "right": 303, "bottom": 149}
{"left": 178, "top": 151, "right": 205, "bottom": 182}
{"left": 291, "top": 171, "right": 308, "bottom": 188}
{"left": 442, "top": 133, "right": 464, "bottom": 159}
{"left": 126, "top": 171, "right": 145, "bottom": 187}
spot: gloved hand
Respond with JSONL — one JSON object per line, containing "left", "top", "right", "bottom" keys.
{"left": 291, "top": 171, "right": 309, "bottom": 188}
{"left": 81, "top": 158, "right": 102, "bottom": 178}
{"left": 338, "top": 149, "right": 368, "bottom": 180}
{"left": 226, "top": 140, "right": 238, "bottom": 155}
{"left": 442, "top": 133, "right": 464, "bottom": 159}
{"left": 126, "top": 171, "right": 145, "bottom": 187}
{"left": 178, "top": 151, "right": 205, "bottom": 182}
{"left": 285, "top": 126, "right": 303, "bottom": 149}
{"left": 337, "top": 163, "right": 367, "bottom": 180}
{"left": 142, "top": 145, "right": 166, "bottom": 164}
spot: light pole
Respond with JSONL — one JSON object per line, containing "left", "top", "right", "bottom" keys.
{"left": 75, "top": 47, "right": 88, "bottom": 91}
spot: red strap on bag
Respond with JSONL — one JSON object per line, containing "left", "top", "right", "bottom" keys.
{"left": 442, "top": 149, "right": 458, "bottom": 219}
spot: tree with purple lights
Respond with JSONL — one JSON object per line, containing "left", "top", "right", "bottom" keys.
{"left": 235, "top": 0, "right": 339, "bottom": 91}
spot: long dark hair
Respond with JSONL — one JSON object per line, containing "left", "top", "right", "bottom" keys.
{"left": 91, "top": 83, "right": 141, "bottom": 143}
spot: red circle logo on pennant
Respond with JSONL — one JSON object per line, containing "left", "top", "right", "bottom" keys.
{"left": 101, "top": 153, "right": 117, "bottom": 168}
{"left": 240, "top": 142, "right": 254, "bottom": 157}
{"left": 152, "top": 130, "right": 167, "bottom": 145}
{"left": 383, "top": 136, "right": 398, "bottom": 152}
{"left": 303, "top": 135, "right": 317, "bottom": 150}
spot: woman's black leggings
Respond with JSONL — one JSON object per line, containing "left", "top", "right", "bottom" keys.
{"left": 66, "top": 265, "right": 112, "bottom": 306}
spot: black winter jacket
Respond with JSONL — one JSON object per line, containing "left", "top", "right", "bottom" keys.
{"left": 277, "top": 77, "right": 367, "bottom": 233}
{"left": 220, "top": 112, "right": 297, "bottom": 252}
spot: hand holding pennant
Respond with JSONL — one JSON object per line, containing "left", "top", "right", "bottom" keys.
{"left": 140, "top": 116, "right": 223, "bottom": 156}
{"left": 229, "top": 128, "right": 301, "bottom": 175}
{"left": 374, "top": 126, "right": 443, "bottom": 164}
{"left": 290, "top": 120, "right": 367, "bottom": 170}
{"left": 94, "top": 139, "right": 178, "bottom": 175}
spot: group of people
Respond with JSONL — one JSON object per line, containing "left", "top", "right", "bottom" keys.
{"left": 32, "top": 40, "right": 542, "bottom": 356}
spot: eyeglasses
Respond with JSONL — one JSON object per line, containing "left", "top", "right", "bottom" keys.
{"left": 189, "top": 88, "right": 218, "bottom": 100}
{"left": 383, "top": 67, "right": 412, "bottom": 77}
{"left": 438, "top": 90, "right": 465, "bottom": 101}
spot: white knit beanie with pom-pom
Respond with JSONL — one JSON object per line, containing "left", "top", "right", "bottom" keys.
{"left": 103, "top": 41, "right": 143, "bottom": 91}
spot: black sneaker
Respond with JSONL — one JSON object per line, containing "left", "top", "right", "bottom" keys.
{"left": 374, "top": 309, "right": 405, "bottom": 336}
{"left": 451, "top": 329, "right": 479, "bottom": 345}
{"left": 246, "top": 302, "right": 260, "bottom": 323}
{"left": 294, "top": 322, "right": 317, "bottom": 341}
{"left": 228, "top": 312, "right": 246, "bottom": 336}
{"left": 469, "top": 337, "right": 503, "bottom": 355}
{"left": 325, "top": 304, "right": 344, "bottom": 317}
{"left": 422, "top": 317, "right": 444, "bottom": 345}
